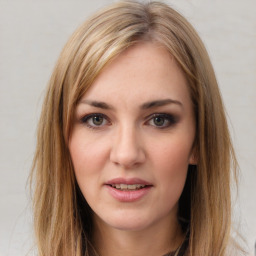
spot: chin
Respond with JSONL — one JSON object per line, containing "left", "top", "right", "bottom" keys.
{"left": 97, "top": 211, "right": 157, "bottom": 232}
{"left": 109, "top": 221, "right": 150, "bottom": 232}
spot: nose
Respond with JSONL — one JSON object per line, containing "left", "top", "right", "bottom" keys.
{"left": 110, "top": 124, "right": 146, "bottom": 169}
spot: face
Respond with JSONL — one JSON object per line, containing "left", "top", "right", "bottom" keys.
{"left": 69, "top": 42, "right": 196, "bottom": 233}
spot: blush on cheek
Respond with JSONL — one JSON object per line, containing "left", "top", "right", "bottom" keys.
{"left": 154, "top": 147, "right": 190, "bottom": 201}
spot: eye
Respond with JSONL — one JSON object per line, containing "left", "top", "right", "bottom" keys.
{"left": 91, "top": 115, "right": 104, "bottom": 126}
{"left": 81, "top": 113, "right": 109, "bottom": 129}
{"left": 153, "top": 116, "right": 166, "bottom": 126}
{"left": 147, "top": 113, "right": 177, "bottom": 128}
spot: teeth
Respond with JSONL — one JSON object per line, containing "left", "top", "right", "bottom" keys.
{"left": 128, "top": 184, "right": 136, "bottom": 190}
{"left": 111, "top": 184, "right": 146, "bottom": 190}
{"left": 120, "top": 184, "right": 127, "bottom": 190}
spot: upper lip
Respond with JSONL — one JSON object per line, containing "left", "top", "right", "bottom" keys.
{"left": 105, "top": 177, "right": 152, "bottom": 186}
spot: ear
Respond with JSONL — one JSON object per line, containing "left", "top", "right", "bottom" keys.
{"left": 189, "top": 148, "right": 198, "bottom": 165}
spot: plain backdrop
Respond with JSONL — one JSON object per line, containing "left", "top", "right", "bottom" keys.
{"left": 0, "top": 0, "right": 255, "bottom": 255}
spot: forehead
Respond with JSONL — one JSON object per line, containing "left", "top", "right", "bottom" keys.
{"left": 81, "top": 42, "right": 191, "bottom": 107}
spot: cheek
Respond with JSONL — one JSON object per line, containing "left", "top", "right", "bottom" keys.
{"left": 151, "top": 138, "right": 192, "bottom": 195}
{"left": 69, "top": 132, "right": 108, "bottom": 174}
{"left": 153, "top": 137, "right": 192, "bottom": 170}
{"left": 69, "top": 134, "right": 108, "bottom": 205}
{"left": 69, "top": 132, "right": 109, "bottom": 198}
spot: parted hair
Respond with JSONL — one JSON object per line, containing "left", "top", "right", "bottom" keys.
{"left": 30, "top": 1, "right": 241, "bottom": 255}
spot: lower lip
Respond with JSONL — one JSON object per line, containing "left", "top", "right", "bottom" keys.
{"left": 105, "top": 185, "right": 152, "bottom": 202}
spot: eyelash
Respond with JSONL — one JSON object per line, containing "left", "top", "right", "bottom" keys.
{"left": 80, "top": 113, "right": 178, "bottom": 130}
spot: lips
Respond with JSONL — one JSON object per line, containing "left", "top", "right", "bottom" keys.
{"left": 106, "top": 177, "right": 152, "bottom": 190}
{"left": 105, "top": 178, "right": 153, "bottom": 202}
{"left": 110, "top": 184, "right": 147, "bottom": 190}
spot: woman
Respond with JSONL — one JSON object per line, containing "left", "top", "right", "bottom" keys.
{"left": 30, "top": 1, "right": 243, "bottom": 255}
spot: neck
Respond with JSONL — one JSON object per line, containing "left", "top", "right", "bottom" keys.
{"left": 92, "top": 215, "right": 184, "bottom": 256}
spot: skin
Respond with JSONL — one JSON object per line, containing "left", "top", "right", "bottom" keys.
{"left": 69, "top": 42, "right": 196, "bottom": 256}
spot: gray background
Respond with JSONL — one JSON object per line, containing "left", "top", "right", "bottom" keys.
{"left": 0, "top": 0, "right": 255, "bottom": 255}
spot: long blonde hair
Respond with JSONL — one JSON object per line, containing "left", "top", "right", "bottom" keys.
{"left": 30, "top": 1, "right": 240, "bottom": 255}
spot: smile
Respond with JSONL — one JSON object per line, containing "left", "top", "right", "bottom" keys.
{"left": 110, "top": 184, "right": 147, "bottom": 190}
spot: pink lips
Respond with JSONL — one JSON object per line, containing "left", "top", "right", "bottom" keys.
{"left": 105, "top": 177, "right": 153, "bottom": 202}
{"left": 106, "top": 177, "right": 152, "bottom": 186}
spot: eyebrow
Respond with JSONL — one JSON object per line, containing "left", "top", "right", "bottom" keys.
{"left": 79, "top": 98, "right": 183, "bottom": 110}
{"left": 79, "top": 100, "right": 113, "bottom": 109}
{"left": 140, "top": 99, "right": 183, "bottom": 109}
